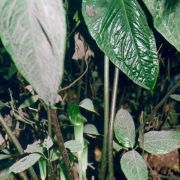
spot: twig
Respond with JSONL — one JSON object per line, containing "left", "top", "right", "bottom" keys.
{"left": 148, "top": 79, "right": 180, "bottom": 121}
{"left": 108, "top": 67, "right": 119, "bottom": 180}
{"left": 50, "top": 109, "right": 75, "bottom": 180}
{"left": 0, "top": 114, "right": 38, "bottom": 180}
{"left": 59, "top": 60, "right": 89, "bottom": 93}
{"left": 99, "top": 56, "right": 109, "bottom": 180}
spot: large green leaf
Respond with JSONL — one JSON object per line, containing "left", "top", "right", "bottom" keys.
{"left": 143, "top": 0, "right": 180, "bottom": 51}
{"left": 0, "top": 0, "right": 66, "bottom": 105}
{"left": 121, "top": 150, "right": 148, "bottom": 180}
{"left": 82, "top": 0, "right": 159, "bottom": 90}
{"left": 114, "top": 108, "right": 135, "bottom": 148}
{"left": 144, "top": 131, "right": 180, "bottom": 154}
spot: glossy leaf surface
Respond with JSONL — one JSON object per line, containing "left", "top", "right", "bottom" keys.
{"left": 121, "top": 150, "right": 148, "bottom": 180}
{"left": 143, "top": 0, "right": 180, "bottom": 51}
{"left": 114, "top": 108, "right": 135, "bottom": 148}
{"left": 82, "top": 0, "right": 159, "bottom": 90}
{"left": 0, "top": 0, "right": 66, "bottom": 105}
{"left": 144, "top": 131, "right": 180, "bottom": 154}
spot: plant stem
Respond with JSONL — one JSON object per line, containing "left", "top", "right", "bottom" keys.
{"left": 47, "top": 106, "right": 52, "bottom": 137}
{"left": 99, "top": 56, "right": 109, "bottom": 180}
{"left": 74, "top": 124, "right": 84, "bottom": 180}
{"left": 0, "top": 114, "right": 38, "bottom": 180}
{"left": 108, "top": 67, "right": 119, "bottom": 179}
{"left": 50, "top": 109, "right": 75, "bottom": 180}
{"left": 59, "top": 60, "right": 89, "bottom": 93}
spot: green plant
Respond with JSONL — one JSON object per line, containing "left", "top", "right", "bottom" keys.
{"left": 114, "top": 108, "right": 180, "bottom": 180}
{"left": 0, "top": 0, "right": 180, "bottom": 179}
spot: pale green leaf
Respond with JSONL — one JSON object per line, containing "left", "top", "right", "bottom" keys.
{"left": 79, "top": 98, "right": 98, "bottom": 114}
{"left": 144, "top": 130, "right": 180, "bottom": 154}
{"left": 113, "top": 141, "right": 123, "bottom": 151}
{"left": 114, "top": 109, "right": 135, "bottom": 148}
{"left": 84, "top": 124, "right": 100, "bottom": 136}
{"left": 170, "top": 94, "right": 180, "bottom": 102}
{"left": 0, "top": 0, "right": 66, "bottom": 105}
{"left": 9, "top": 153, "right": 41, "bottom": 174}
{"left": 64, "top": 140, "right": 83, "bottom": 153}
{"left": 143, "top": 0, "right": 180, "bottom": 51}
{"left": 121, "top": 150, "right": 148, "bottom": 180}
{"left": 24, "top": 140, "right": 43, "bottom": 154}
{"left": 43, "top": 136, "right": 53, "bottom": 150}
{"left": 82, "top": 0, "right": 159, "bottom": 90}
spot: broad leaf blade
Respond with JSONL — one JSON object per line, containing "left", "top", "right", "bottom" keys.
{"left": 114, "top": 109, "right": 135, "bottom": 148}
{"left": 0, "top": 0, "right": 66, "bottom": 105}
{"left": 121, "top": 150, "right": 148, "bottom": 180}
{"left": 82, "top": 0, "right": 159, "bottom": 90}
{"left": 9, "top": 153, "right": 41, "bottom": 174}
{"left": 144, "top": 131, "right": 180, "bottom": 154}
{"left": 143, "top": 0, "right": 180, "bottom": 51}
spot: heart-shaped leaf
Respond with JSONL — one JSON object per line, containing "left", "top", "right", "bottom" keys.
{"left": 143, "top": 0, "right": 180, "bottom": 51}
{"left": 82, "top": 0, "right": 159, "bottom": 90}
{"left": 114, "top": 109, "right": 135, "bottom": 148}
{"left": 121, "top": 150, "right": 148, "bottom": 180}
{"left": 0, "top": 0, "right": 66, "bottom": 105}
{"left": 144, "top": 130, "right": 180, "bottom": 154}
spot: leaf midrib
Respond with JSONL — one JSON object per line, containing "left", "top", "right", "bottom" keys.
{"left": 118, "top": 0, "right": 149, "bottom": 85}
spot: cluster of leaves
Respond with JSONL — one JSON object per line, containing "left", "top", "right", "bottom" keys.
{"left": 0, "top": 0, "right": 180, "bottom": 180}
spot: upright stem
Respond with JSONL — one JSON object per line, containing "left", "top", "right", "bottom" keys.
{"left": 0, "top": 114, "right": 38, "bottom": 180}
{"left": 47, "top": 107, "right": 52, "bottom": 137}
{"left": 108, "top": 67, "right": 119, "bottom": 179}
{"left": 50, "top": 109, "right": 75, "bottom": 180}
{"left": 99, "top": 56, "right": 109, "bottom": 180}
{"left": 74, "top": 124, "right": 84, "bottom": 180}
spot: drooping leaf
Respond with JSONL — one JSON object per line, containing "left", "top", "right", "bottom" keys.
{"left": 0, "top": 0, "right": 66, "bottom": 105}
{"left": 64, "top": 140, "right": 83, "bottom": 153}
{"left": 84, "top": 124, "right": 100, "bottom": 136}
{"left": 143, "top": 0, "right": 180, "bottom": 51}
{"left": 79, "top": 98, "right": 98, "bottom": 114}
{"left": 19, "top": 95, "right": 39, "bottom": 109}
{"left": 82, "top": 0, "right": 159, "bottom": 90}
{"left": 144, "top": 131, "right": 180, "bottom": 154}
{"left": 9, "top": 153, "right": 41, "bottom": 174}
{"left": 170, "top": 94, "right": 180, "bottom": 102}
{"left": 114, "top": 109, "right": 135, "bottom": 148}
{"left": 121, "top": 150, "right": 148, "bottom": 180}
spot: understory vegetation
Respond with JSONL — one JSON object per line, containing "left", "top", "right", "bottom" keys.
{"left": 0, "top": 0, "right": 180, "bottom": 180}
